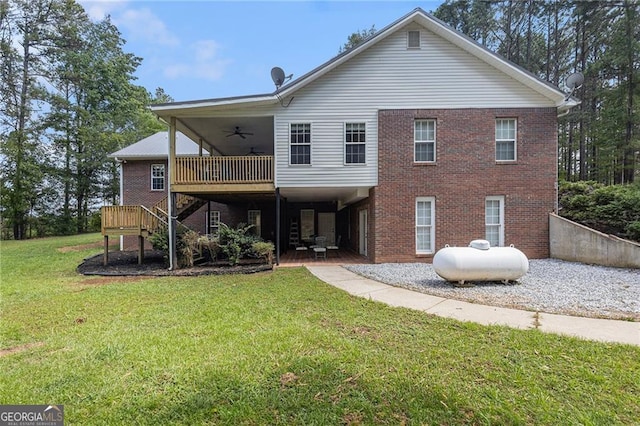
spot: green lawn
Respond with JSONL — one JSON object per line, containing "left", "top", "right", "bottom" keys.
{"left": 1, "top": 234, "right": 638, "bottom": 425}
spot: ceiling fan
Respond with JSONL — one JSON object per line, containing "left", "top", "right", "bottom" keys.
{"left": 225, "top": 126, "right": 254, "bottom": 139}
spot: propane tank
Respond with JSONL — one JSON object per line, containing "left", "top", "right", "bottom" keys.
{"left": 433, "top": 240, "right": 529, "bottom": 285}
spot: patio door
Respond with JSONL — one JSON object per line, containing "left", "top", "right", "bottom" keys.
{"left": 318, "top": 213, "right": 335, "bottom": 245}
{"left": 359, "top": 209, "right": 368, "bottom": 256}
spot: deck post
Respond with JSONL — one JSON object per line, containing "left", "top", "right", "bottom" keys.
{"left": 275, "top": 187, "right": 280, "bottom": 266}
{"left": 103, "top": 235, "right": 109, "bottom": 266}
{"left": 168, "top": 117, "right": 178, "bottom": 270}
{"left": 169, "top": 192, "right": 178, "bottom": 269}
{"left": 138, "top": 235, "right": 144, "bottom": 265}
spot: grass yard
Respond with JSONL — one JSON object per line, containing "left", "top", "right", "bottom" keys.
{"left": 1, "top": 234, "right": 639, "bottom": 425}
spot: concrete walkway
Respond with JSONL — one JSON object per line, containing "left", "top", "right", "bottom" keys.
{"left": 306, "top": 265, "right": 640, "bottom": 347}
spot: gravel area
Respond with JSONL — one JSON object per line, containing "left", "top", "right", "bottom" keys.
{"left": 345, "top": 259, "right": 640, "bottom": 321}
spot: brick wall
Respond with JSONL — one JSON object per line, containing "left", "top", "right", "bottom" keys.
{"left": 375, "top": 108, "right": 558, "bottom": 263}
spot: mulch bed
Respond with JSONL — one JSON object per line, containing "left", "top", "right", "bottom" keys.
{"left": 77, "top": 250, "right": 273, "bottom": 277}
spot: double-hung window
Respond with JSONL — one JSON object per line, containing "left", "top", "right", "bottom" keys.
{"left": 345, "top": 122, "right": 366, "bottom": 164}
{"left": 290, "top": 123, "right": 311, "bottom": 165}
{"left": 414, "top": 120, "right": 436, "bottom": 163}
{"left": 416, "top": 197, "right": 435, "bottom": 254}
{"left": 151, "top": 164, "right": 165, "bottom": 191}
{"left": 248, "top": 210, "right": 261, "bottom": 237}
{"left": 485, "top": 196, "right": 504, "bottom": 247}
{"left": 207, "top": 210, "right": 220, "bottom": 235}
{"left": 495, "top": 119, "right": 516, "bottom": 161}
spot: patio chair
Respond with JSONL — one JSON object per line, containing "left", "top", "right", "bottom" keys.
{"left": 326, "top": 235, "right": 341, "bottom": 252}
{"left": 313, "top": 236, "right": 327, "bottom": 260}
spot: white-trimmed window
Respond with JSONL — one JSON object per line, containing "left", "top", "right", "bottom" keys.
{"left": 495, "top": 119, "right": 516, "bottom": 161}
{"left": 416, "top": 197, "right": 435, "bottom": 254}
{"left": 408, "top": 30, "right": 421, "bottom": 48}
{"left": 207, "top": 210, "right": 220, "bottom": 235}
{"left": 290, "top": 123, "right": 311, "bottom": 165}
{"left": 151, "top": 164, "right": 165, "bottom": 191}
{"left": 248, "top": 210, "right": 261, "bottom": 237}
{"left": 345, "top": 122, "right": 366, "bottom": 164}
{"left": 485, "top": 196, "right": 504, "bottom": 247}
{"left": 414, "top": 120, "right": 436, "bottom": 163}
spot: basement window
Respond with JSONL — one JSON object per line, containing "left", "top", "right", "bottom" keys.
{"left": 408, "top": 30, "right": 421, "bottom": 48}
{"left": 207, "top": 210, "right": 220, "bottom": 235}
{"left": 485, "top": 196, "right": 505, "bottom": 247}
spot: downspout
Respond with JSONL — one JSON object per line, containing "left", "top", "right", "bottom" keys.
{"left": 115, "top": 157, "right": 124, "bottom": 251}
{"left": 168, "top": 119, "right": 177, "bottom": 270}
{"left": 275, "top": 188, "right": 280, "bottom": 265}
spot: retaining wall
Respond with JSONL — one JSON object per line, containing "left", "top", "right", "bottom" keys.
{"left": 549, "top": 213, "right": 640, "bottom": 268}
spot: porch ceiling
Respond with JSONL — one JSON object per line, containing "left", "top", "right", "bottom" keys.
{"left": 183, "top": 191, "right": 276, "bottom": 204}
{"left": 175, "top": 116, "right": 274, "bottom": 157}
{"left": 280, "top": 186, "right": 370, "bottom": 206}
{"left": 182, "top": 186, "right": 370, "bottom": 206}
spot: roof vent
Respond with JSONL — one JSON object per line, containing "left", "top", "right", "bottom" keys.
{"left": 408, "top": 30, "right": 420, "bottom": 48}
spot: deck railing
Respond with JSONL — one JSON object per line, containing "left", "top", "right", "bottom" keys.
{"left": 173, "top": 155, "right": 273, "bottom": 185}
{"left": 101, "top": 205, "right": 164, "bottom": 235}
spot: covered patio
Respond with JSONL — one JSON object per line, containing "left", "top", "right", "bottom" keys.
{"left": 277, "top": 246, "right": 370, "bottom": 267}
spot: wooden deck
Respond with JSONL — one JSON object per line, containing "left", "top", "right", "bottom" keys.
{"left": 172, "top": 155, "right": 275, "bottom": 193}
{"left": 101, "top": 205, "right": 163, "bottom": 236}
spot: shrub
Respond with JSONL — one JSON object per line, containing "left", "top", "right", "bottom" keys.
{"left": 150, "top": 222, "right": 274, "bottom": 267}
{"left": 559, "top": 180, "right": 640, "bottom": 242}
{"left": 198, "top": 234, "right": 220, "bottom": 262}
{"left": 149, "top": 226, "right": 169, "bottom": 254}
{"left": 252, "top": 241, "right": 275, "bottom": 265}
{"left": 218, "top": 222, "right": 261, "bottom": 265}
{"left": 180, "top": 230, "right": 200, "bottom": 267}
{"left": 626, "top": 221, "right": 640, "bottom": 241}
{"left": 149, "top": 225, "right": 195, "bottom": 266}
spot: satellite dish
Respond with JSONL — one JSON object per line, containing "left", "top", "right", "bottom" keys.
{"left": 271, "top": 66, "right": 293, "bottom": 89}
{"left": 271, "top": 67, "right": 285, "bottom": 88}
{"left": 566, "top": 72, "right": 584, "bottom": 91}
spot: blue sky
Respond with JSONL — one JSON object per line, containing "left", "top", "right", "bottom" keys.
{"left": 80, "top": 1, "right": 444, "bottom": 102}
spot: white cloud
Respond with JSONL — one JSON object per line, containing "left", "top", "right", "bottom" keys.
{"left": 194, "top": 40, "right": 220, "bottom": 62}
{"left": 163, "top": 40, "right": 232, "bottom": 82}
{"left": 77, "top": 0, "right": 127, "bottom": 21}
{"left": 78, "top": 1, "right": 179, "bottom": 47}
{"left": 115, "top": 8, "right": 180, "bottom": 47}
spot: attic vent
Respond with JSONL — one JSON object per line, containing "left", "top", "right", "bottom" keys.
{"left": 407, "top": 30, "right": 421, "bottom": 48}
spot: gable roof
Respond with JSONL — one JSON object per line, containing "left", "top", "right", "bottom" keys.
{"left": 108, "top": 131, "right": 207, "bottom": 160}
{"left": 151, "top": 8, "right": 576, "bottom": 116}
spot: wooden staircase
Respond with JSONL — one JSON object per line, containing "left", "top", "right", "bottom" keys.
{"left": 101, "top": 194, "right": 206, "bottom": 238}
{"left": 100, "top": 194, "right": 206, "bottom": 267}
{"left": 152, "top": 194, "right": 207, "bottom": 223}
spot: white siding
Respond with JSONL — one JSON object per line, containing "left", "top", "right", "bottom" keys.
{"left": 275, "top": 23, "right": 555, "bottom": 188}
